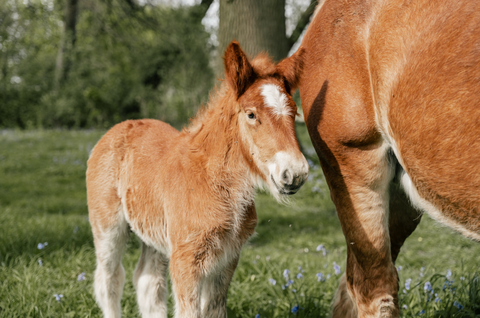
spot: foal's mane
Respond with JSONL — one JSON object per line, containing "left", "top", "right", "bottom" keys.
{"left": 182, "top": 53, "right": 278, "bottom": 137}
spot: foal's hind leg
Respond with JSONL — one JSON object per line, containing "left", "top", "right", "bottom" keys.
{"left": 91, "top": 208, "right": 129, "bottom": 318}
{"left": 133, "top": 243, "right": 169, "bottom": 318}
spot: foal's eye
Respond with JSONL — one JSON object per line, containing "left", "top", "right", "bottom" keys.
{"left": 248, "top": 112, "right": 256, "bottom": 120}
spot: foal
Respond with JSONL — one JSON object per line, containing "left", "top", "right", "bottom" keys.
{"left": 87, "top": 41, "right": 308, "bottom": 318}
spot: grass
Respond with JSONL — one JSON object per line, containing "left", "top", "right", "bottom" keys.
{"left": 0, "top": 126, "right": 479, "bottom": 317}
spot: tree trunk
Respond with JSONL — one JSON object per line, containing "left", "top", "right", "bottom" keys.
{"left": 217, "top": 0, "right": 287, "bottom": 76}
{"left": 54, "top": 0, "right": 78, "bottom": 91}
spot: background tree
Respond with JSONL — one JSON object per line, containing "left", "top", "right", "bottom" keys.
{"left": 217, "top": 0, "right": 317, "bottom": 75}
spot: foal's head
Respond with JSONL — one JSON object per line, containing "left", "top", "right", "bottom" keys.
{"left": 223, "top": 41, "right": 308, "bottom": 200}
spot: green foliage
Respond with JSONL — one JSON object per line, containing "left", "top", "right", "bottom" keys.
{"left": 0, "top": 0, "right": 213, "bottom": 129}
{"left": 1, "top": 126, "right": 480, "bottom": 317}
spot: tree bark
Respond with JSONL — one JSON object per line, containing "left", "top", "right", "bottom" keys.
{"left": 54, "top": 0, "right": 78, "bottom": 91}
{"left": 217, "top": 0, "right": 287, "bottom": 76}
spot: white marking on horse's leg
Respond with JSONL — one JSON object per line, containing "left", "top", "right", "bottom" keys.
{"left": 332, "top": 274, "right": 358, "bottom": 318}
{"left": 134, "top": 243, "right": 169, "bottom": 318}
{"left": 260, "top": 84, "right": 294, "bottom": 117}
{"left": 93, "top": 210, "right": 129, "bottom": 318}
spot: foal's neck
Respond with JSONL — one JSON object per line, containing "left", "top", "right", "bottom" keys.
{"left": 184, "top": 90, "right": 254, "bottom": 191}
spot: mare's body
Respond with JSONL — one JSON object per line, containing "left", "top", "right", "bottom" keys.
{"left": 290, "top": 0, "right": 480, "bottom": 317}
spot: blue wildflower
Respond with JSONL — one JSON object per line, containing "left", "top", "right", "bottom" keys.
{"left": 53, "top": 294, "right": 63, "bottom": 302}
{"left": 333, "top": 262, "right": 341, "bottom": 275}
{"left": 298, "top": 266, "right": 303, "bottom": 272}
{"left": 402, "top": 304, "right": 408, "bottom": 310}
{"left": 418, "top": 309, "right": 425, "bottom": 315}
{"left": 424, "top": 281, "right": 432, "bottom": 293}
{"left": 316, "top": 244, "right": 327, "bottom": 256}
{"left": 287, "top": 280, "right": 294, "bottom": 286}
{"left": 77, "top": 272, "right": 86, "bottom": 281}
{"left": 38, "top": 259, "right": 43, "bottom": 266}
{"left": 316, "top": 273, "right": 325, "bottom": 282}
{"left": 453, "top": 301, "right": 464, "bottom": 310}
{"left": 37, "top": 242, "right": 48, "bottom": 249}
{"left": 291, "top": 305, "right": 299, "bottom": 314}
{"left": 297, "top": 273, "right": 303, "bottom": 279}
{"left": 326, "top": 274, "right": 331, "bottom": 280}
{"left": 397, "top": 266, "right": 403, "bottom": 271}
{"left": 255, "top": 314, "right": 260, "bottom": 318}
{"left": 446, "top": 269, "right": 452, "bottom": 280}
{"left": 268, "top": 278, "right": 276, "bottom": 286}
{"left": 405, "top": 278, "right": 412, "bottom": 290}
{"left": 292, "top": 289, "right": 296, "bottom": 293}
{"left": 283, "top": 269, "right": 290, "bottom": 279}
{"left": 434, "top": 294, "right": 441, "bottom": 303}
{"left": 443, "top": 280, "right": 453, "bottom": 291}
{"left": 282, "top": 285, "right": 286, "bottom": 290}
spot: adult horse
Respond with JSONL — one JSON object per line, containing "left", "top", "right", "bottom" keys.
{"left": 288, "top": 0, "right": 480, "bottom": 317}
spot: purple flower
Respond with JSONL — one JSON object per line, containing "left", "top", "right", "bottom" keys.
{"left": 405, "top": 278, "right": 412, "bottom": 290}
{"left": 53, "top": 294, "right": 63, "bottom": 302}
{"left": 316, "top": 273, "right": 325, "bottom": 282}
{"left": 316, "top": 244, "right": 327, "bottom": 256}
{"left": 424, "top": 281, "right": 432, "bottom": 293}
{"left": 296, "top": 273, "right": 303, "bottom": 279}
{"left": 397, "top": 266, "right": 403, "bottom": 271}
{"left": 268, "top": 278, "right": 276, "bottom": 286}
{"left": 402, "top": 304, "right": 408, "bottom": 310}
{"left": 333, "top": 262, "right": 341, "bottom": 275}
{"left": 37, "top": 242, "right": 48, "bottom": 250}
{"left": 291, "top": 305, "right": 299, "bottom": 314}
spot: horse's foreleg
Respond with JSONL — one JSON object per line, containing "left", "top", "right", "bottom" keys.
{"left": 323, "top": 144, "right": 398, "bottom": 318}
{"left": 133, "top": 243, "right": 169, "bottom": 318}
{"left": 200, "top": 257, "right": 239, "bottom": 318}
{"left": 170, "top": 251, "right": 202, "bottom": 318}
{"left": 332, "top": 175, "right": 422, "bottom": 318}
{"left": 388, "top": 178, "right": 422, "bottom": 263}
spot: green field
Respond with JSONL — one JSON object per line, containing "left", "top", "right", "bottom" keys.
{"left": 1, "top": 126, "right": 479, "bottom": 317}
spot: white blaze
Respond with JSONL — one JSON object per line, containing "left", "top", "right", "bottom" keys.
{"left": 260, "top": 84, "right": 294, "bottom": 117}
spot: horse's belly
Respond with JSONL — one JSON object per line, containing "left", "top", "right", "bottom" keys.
{"left": 386, "top": 99, "right": 480, "bottom": 240}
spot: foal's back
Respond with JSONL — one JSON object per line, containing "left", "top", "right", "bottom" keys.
{"left": 87, "top": 119, "right": 179, "bottom": 249}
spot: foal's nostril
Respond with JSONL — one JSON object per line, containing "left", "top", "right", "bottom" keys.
{"left": 282, "top": 169, "right": 293, "bottom": 184}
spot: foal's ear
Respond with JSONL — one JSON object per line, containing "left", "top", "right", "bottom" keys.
{"left": 224, "top": 41, "right": 256, "bottom": 99}
{"left": 276, "top": 48, "right": 305, "bottom": 94}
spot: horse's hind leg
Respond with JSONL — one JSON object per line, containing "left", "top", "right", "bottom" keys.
{"left": 133, "top": 243, "right": 169, "bottom": 318}
{"left": 90, "top": 206, "right": 129, "bottom": 318}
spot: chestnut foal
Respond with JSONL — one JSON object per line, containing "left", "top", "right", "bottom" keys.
{"left": 86, "top": 41, "right": 308, "bottom": 318}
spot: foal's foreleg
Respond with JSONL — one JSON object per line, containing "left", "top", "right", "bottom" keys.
{"left": 201, "top": 257, "right": 239, "bottom": 318}
{"left": 133, "top": 243, "right": 169, "bottom": 318}
{"left": 170, "top": 251, "right": 202, "bottom": 318}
